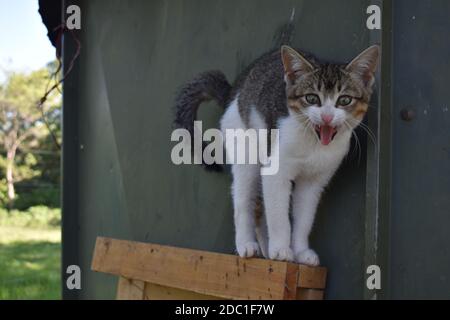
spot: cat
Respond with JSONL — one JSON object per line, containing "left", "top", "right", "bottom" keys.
{"left": 174, "top": 45, "right": 379, "bottom": 266}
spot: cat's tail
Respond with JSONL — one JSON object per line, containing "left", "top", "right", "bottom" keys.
{"left": 174, "top": 70, "right": 232, "bottom": 172}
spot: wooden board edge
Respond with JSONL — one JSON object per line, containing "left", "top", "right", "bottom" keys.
{"left": 297, "top": 265, "right": 327, "bottom": 289}
{"left": 91, "top": 236, "right": 109, "bottom": 272}
{"left": 296, "top": 288, "right": 324, "bottom": 300}
{"left": 116, "top": 277, "right": 145, "bottom": 300}
{"left": 283, "top": 263, "right": 300, "bottom": 300}
{"left": 144, "top": 283, "right": 225, "bottom": 300}
{"left": 92, "top": 237, "right": 328, "bottom": 300}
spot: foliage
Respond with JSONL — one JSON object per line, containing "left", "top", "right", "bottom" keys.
{"left": 0, "top": 63, "right": 61, "bottom": 209}
{"left": 0, "top": 67, "right": 60, "bottom": 148}
{"left": 0, "top": 63, "right": 62, "bottom": 300}
{"left": 0, "top": 206, "right": 61, "bottom": 229}
{"left": 0, "top": 179, "right": 8, "bottom": 206}
{"left": 14, "top": 188, "right": 60, "bottom": 211}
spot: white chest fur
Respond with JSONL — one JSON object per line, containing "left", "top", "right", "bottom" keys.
{"left": 276, "top": 115, "right": 351, "bottom": 180}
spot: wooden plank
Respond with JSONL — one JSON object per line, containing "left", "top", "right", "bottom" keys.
{"left": 298, "top": 265, "right": 327, "bottom": 289}
{"left": 283, "top": 262, "right": 300, "bottom": 300}
{"left": 144, "top": 283, "right": 224, "bottom": 300}
{"left": 92, "top": 237, "right": 303, "bottom": 300}
{"left": 296, "top": 288, "right": 324, "bottom": 300}
{"left": 116, "top": 277, "right": 145, "bottom": 300}
{"left": 92, "top": 237, "right": 327, "bottom": 300}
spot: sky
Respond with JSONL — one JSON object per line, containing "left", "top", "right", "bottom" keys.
{"left": 0, "top": 0, "right": 55, "bottom": 83}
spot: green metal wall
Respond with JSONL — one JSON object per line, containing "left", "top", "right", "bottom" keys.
{"left": 388, "top": 0, "right": 450, "bottom": 299}
{"left": 62, "top": 0, "right": 450, "bottom": 299}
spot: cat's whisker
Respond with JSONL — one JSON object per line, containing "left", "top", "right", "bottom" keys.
{"left": 352, "top": 129, "right": 362, "bottom": 165}
{"left": 295, "top": 115, "right": 309, "bottom": 133}
{"left": 355, "top": 130, "right": 362, "bottom": 165}
{"left": 356, "top": 120, "right": 376, "bottom": 140}
{"left": 300, "top": 115, "right": 318, "bottom": 143}
{"left": 346, "top": 126, "right": 358, "bottom": 158}
{"left": 349, "top": 119, "right": 377, "bottom": 146}
{"left": 344, "top": 120, "right": 360, "bottom": 161}
{"left": 296, "top": 113, "right": 316, "bottom": 139}
{"left": 349, "top": 121, "right": 362, "bottom": 163}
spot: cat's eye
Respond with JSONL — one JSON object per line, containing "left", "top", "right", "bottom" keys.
{"left": 304, "top": 94, "right": 320, "bottom": 105}
{"left": 337, "top": 95, "right": 353, "bottom": 106}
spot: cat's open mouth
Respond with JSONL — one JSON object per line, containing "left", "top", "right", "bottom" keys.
{"left": 314, "top": 125, "right": 338, "bottom": 146}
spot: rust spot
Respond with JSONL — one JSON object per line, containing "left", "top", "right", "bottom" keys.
{"left": 268, "top": 266, "right": 274, "bottom": 273}
{"left": 243, "top": 263, "right": 247, "bottom": 272}
{"left": 199, "top": 255, "right": 203, "bottom": 261}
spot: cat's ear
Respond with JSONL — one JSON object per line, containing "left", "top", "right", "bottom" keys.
{"left": 281, "top": 45, "right": 315, "bottom": 83}
{"left": 346, "top": 45, "right": 380, "bottom": 86}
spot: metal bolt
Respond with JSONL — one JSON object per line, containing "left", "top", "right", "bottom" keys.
{"left": 400, "top": 108, "right": 415, "bottom": 121}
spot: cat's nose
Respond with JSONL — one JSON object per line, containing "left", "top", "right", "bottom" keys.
{"left": 321, "top": 114, "right": 334, "bottom": 125}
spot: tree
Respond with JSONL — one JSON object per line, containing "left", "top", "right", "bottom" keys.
{"left": 0, "top": 66, "right": 61, "bottom": 208}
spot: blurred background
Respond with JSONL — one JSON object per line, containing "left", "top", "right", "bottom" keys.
{"left": 0, "top": 0, "right": 61, "bottom": 299}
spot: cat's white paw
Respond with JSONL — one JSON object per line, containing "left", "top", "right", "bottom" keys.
{"left": 296, "top": 248, "right": 320, "bottom": 266}
{"left": 236, "top": 241, "right": 260, "bottom": 258}
{"left": 269, "top": 247, "right": 294, "bottom": 261}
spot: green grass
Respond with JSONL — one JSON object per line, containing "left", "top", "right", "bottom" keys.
{"left": 0, "top": 211, "right": 61, "bottom": 300}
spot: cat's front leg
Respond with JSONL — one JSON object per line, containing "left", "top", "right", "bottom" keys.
{"left": 232, "top": 164, "right": 261, "bottom": 258}
{"left": 262, "top": 173, "right": 294, "bottom": 261}
{"left": 291, "top": 177, "right": 328, "bottom": 266}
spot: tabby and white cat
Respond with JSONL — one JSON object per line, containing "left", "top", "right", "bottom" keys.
{"left": 174, "top": 45, "right": 379, "bottom": 266}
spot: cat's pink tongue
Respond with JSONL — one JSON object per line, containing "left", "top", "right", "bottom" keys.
{"left": 320, "top": 125, "right": 336, "bottom": 146}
